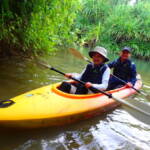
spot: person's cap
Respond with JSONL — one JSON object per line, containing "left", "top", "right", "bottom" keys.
{"left": 121, "top": 46, "right": 132, "bottom": 53}
{"left": 89, "top": 46, "right": 109, "bottom": 62}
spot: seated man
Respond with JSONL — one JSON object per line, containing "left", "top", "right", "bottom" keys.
{"left": 59, "top": 46, "right": 110, "bottom": 94}
{"left": 107, "top": 46, "right": 137, "bottom": 90}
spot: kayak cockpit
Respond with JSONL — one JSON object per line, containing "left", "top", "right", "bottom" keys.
{"left": 51, "top": 81, "right": 127, "bottom": 99}
{"left": 52, "top": 74, "right": 142, "bottom": 99}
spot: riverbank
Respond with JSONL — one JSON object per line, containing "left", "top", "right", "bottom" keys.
{"left": 0, "top": 0, "right": 150, "bottom": 60}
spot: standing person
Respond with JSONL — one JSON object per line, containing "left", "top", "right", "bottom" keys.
{"left": 59, "top": 46, "right": 110, "bottom": 94}
{"left": 107, "top": 46, "right": 137, "bottom": 90}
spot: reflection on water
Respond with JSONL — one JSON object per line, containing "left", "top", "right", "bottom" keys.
{"left": 0, "top": 50, "right": 150, "bottom": 150}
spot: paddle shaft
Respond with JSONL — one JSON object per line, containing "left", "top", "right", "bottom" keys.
{"left": 39, "top": 62, "right": 150, "bottom": 118}
{"left": 52, "top": 66, "right": 149, "bottom": 115}
{"left": 51, "top": 67, "right": 112, "bottom": 98}
{"left": 49, "top": 65, "right": 150, "bottom": 115}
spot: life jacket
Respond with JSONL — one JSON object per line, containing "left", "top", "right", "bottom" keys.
{"left": 113, "top": 58, "right": 133, "bottom": 81}
{"left": 80, "top": 63, "right": 107, "bottom": 84}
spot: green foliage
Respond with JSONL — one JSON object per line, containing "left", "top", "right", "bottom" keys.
{"left": 24, "top": 0, "right": 82, "bottom": 53}
{"left": 75, "top": 0, "right": 150, "bottom": 59}
{"left": 0, "top": 0, "right": 81, "bottom": 55}
{"left": 0, "top": 0, "right": 150, "bottom": 60}
{"left": 108, "top": 1, "right": 150, "bottom": 57}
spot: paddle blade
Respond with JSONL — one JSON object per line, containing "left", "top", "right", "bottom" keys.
{"left": 126, "top": 98, "right": 150, "bottom": 114}
{"left": 69, "top": 48, "right": 85, "bottom": 60}
{"left": 122, "top": 105, "right": 150, "bottom": 125}
{"left": 35, "top": 59, "right": 52, "bottom": 69}
{"left": 39, "top": 62, "right": 52, "bottom": 69}
{"left": 69, "top": 48, "right": 91, "bottom": 63}
{"left": 112, "top": 95, "right": 150, "bottom": 125}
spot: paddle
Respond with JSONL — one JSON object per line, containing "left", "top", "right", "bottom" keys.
{"left": 69, "top": 48, "right": 145, "bottom": 95}
{"left": 38, "top": 61, "right": 150, "bottom": 125}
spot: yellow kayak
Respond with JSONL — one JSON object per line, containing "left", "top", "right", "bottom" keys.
{"left": 0, "top": 76, "right": 142, "bottom": 128}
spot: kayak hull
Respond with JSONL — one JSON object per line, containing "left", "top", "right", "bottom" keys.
{"left": 0, "top": 75, "right": 142, "bottom": 128}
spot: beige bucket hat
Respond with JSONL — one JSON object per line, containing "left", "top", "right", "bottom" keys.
{"left": 89, "top": 46, "right": 109, "bottom": 62}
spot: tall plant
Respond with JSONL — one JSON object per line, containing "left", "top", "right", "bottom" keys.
{"left": 75, "top": 0, "right": 150, "bottom": 59}
{"left": 0, "top": 0, "right": 81, "bottom": 55}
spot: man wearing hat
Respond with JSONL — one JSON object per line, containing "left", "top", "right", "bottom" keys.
{"left": 107, "top": 46, "right": 137, "bottom": 90}
{"left": 59, "top": 46, "right": 110, "bottom": 94}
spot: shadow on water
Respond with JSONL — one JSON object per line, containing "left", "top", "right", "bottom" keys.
{"left": 0, "top": 112, "right": 110, "bottom": 150}
{"left": 0, "top": 50, "right": 150, "bottom": 150}
{"left": 0, "top": 109, "right": 150, "bottom": 150}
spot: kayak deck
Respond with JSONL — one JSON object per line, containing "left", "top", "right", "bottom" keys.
{"left": 0, "top": 75, "right": 142, "bottom": 128}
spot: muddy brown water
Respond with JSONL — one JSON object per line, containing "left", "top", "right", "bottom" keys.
{"left": 0, "top": 50, "right": 150, "bottom": 150}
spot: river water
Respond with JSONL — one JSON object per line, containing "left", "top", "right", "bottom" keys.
{"left": 0, "top": 50, "right": 150, "bottom": 150}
